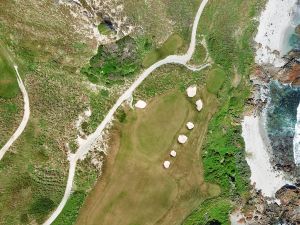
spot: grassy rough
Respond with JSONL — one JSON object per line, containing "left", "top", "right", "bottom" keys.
{"left": 206, "top": 68, "right": 226, "bottom": 94}
{"left": 183, "top": 0, "right": 267, "bottom": 224}
{"left": 142, "top": 34, "right": 183, "bottom": 67}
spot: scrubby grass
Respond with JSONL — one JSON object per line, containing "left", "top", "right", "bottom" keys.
{"left": 142, "top": 34, "right": 183, "bottom": 67}
{"left": 81, "top": 36, "right": 152, "bottom": 85}
{"left": 76, "top": 90, "right": 219, "bottom": 225}
{"left": 206, "top": 68, "right": 226, "bottom": 94}
{"left": 0, "top": 0, "right": 96, "bottom": 224}
{"left": 183, "top": 198, "right": 232, "bottom": 225}
{"left": 124, "top": 0, "right": 200, "bottom": 45}
{"left": 189, "top": 41, "right": 206, "bottom": 66}
{"left": 52, "top": 191, "right": 86, "bottom": 225}
{"left": 184, "top": 0, "right": 267, "bottom": 224}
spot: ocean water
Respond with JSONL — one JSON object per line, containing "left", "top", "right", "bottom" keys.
{"left": 266, "top": 4, "right": 300, "bottom": 166}
{"left": 293, "top": 103, "right": 300, "bottom": 164}
{"left": 286, "top": 3, "right": 300, "bottom": 53}
{"left": 266, "top": 81, "right": 300, "bottom": 166}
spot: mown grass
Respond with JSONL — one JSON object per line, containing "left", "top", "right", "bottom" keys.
{"left": 206, "top": 68, "right": 226, "bottom": 94}
{"left": 0, "top": 0, "right": 204, "bottom": 224}
{"left": 142, "top": 34, "right": 183, "bottom": 67}
{"left": 76, "top": 89, "right": 219, "bottom": 225}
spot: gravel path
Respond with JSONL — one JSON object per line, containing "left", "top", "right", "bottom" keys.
{"left": 43, "top": 0, "right": 210, "bottom": 224}
{"left": 0, "top": 65, "right": 30, "bottom": 161}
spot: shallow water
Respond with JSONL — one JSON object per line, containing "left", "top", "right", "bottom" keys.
{"left": 286, "top": 3, "right": 300, "bottom": 52}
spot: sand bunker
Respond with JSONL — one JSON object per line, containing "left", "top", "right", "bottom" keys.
{"left": 186, "top": 122, "right": 194, "bottom": 130}
{"left": 170, "top": 150, "right": 177, "bottom": 157}
{"left": 163, "top": 161, "right": 171, "bottom": 169}
{"left": 186, "top": 86, "right": 197, "bottom": 97}
{"left": 178, "top": 135, "right": 188, "bottom": 144}
{"left": 196, "top": 99, "right": 203, "bottom": 111}
{"left": 135, "top": 100, "right": 147, "bottom": 109}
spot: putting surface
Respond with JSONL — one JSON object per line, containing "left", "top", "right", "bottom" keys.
{"left": 76, "top": 89, "right": 220, "bottom": 225}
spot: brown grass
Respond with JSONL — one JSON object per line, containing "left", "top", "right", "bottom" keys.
{"left": 76, "top": 88, "right": 220, "bottom": 225}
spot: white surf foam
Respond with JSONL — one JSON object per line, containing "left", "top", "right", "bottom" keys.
{"left": 293, "top": 102, "right": 300, "bottom": 165}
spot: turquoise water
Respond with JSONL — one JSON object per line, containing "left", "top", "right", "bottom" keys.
{"left": 265, "top": 4, "right": 300, "bottom": 167}
{"left": 286, "top": 4, "right": 300, "bottom": 52}
{"left": 266, "top": 81, "right": 300, "bottom": 166}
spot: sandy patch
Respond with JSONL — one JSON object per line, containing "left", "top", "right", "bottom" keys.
{"left": 163, "top": 160, "right": 171, "bottom": 169}
{"left": 135, "top": 100, "right": 147, "bottom": 109}
{"left": 186, "top": 122, "right": 194, "bottom": 130}
{"left": 254, "top": 0, "right": 297, "bottom": 67}
{"left": 242, "top": 115, "right": 288, "bottom": 198}
{"left": 170, "top": 150, "right": 177, "bottom": 157}
{"left": 195, "top": 99, "right": 203, "bottom": 111}
{"left": 186, "top": 85, "right": 197, "bottom": 97}
{"left": 178, "top": 135, "right": 188, "bottom": 144}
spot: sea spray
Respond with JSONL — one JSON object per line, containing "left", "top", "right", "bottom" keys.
{"left": 293, "top": 102, "right": 300, "bottom": 165}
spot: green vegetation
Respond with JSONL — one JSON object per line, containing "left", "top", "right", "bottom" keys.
{"left": 52, "top": 191, "right": 86, "bottom": 225}
{"left": 29, "top": 197, "right": 55, "bottom": 222}
{"left": 142, "top": 34, "right": 183, "bottom": 67}
{"left": 124, "top": 0, "right": 200, "bottom": 45}
{"left": 184, "top": 199, "right": 232, "bottom": 225}
{"left": 81, "top": 36, "right": 152, "bottom": 85}
{"left": 98, "top": 23, "right": 114, "bottom": 36}
{"left": 206, "top": 68, "right": 226, "bottom": 94}
{"left": 0, "top": 46, "right": 18, "bottom": 98}
{"left": 76, "top": 90, "right": 219, "bottom": 225}
{"left": 189, "top": 41, "right": 206, "bottom": 65}
{"left": 0, "top": 0, "right": 95, "bottom": 224}
{"left": 183, "top": 0, "right": 267, "bottom": 224}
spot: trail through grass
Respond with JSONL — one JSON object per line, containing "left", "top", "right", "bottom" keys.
{"left": 76, "top": 90, "right": 219, "bottom": 225}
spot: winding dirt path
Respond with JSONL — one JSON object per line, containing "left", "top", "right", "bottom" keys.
{"left": 43, "top": 0, "right": 210, "bottom": 224}
{"left": 0, "top": 65, "right": 30, "bottom": 161}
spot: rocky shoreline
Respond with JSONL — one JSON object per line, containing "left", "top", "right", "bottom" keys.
{"left": 232, "top": 0, "right": 300, "bottom": 224}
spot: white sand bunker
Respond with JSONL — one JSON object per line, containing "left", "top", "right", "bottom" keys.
{"left": 135, "top": 100, "right": 147, "bottom": 109}
{"left": 178, "top": 135, "right": 188, "bottom": 144}
{"left": 170, "top": 150, "right": 177, "bottom": 157}
{"left": 186, "top": 85, "right": 197, "bottom": 97}
{"left": 186, "top": 122, "right": 194, "bottom": 130}
{"left": 163, "top": 161, "right": 171, "bottom": 169}
{"left": 196, "top": 99, "right": 203, "bottom": 111}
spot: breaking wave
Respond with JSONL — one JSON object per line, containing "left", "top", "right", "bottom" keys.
{"left": 293, "top": 102, "right": 300, "bottom": 165}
